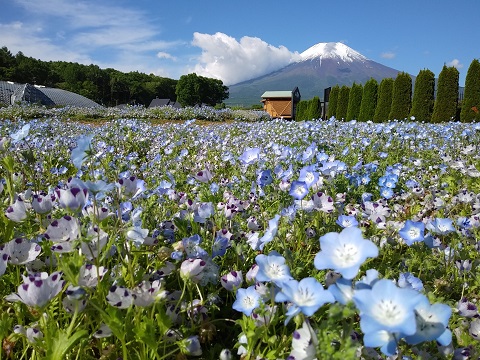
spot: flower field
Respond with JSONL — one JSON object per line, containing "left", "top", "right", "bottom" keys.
{"left": 0, "top": 105, "right": 480, "bottom": 359}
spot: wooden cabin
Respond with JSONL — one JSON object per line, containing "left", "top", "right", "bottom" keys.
{"left": 261, "top": 87, "right": 301, "bottom": 119}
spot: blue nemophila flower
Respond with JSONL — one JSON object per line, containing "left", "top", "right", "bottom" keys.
{"left": 232, "top": 285, "right": 262, "bottom": 316}
{"left": 93, "top": 324, "right": 113, "bottom": 339}
{"left": 6, "top": 272, "right": 65, "bottom": 308}
{"left": 181, "top": 335, "right": 202, "bottom": 356}
{"left": 404, "top": 295, "right": 452, "bottom": 346}
{"left": 212, "top": 236, "right": 229, "bottom": 258}
{"left": 10, "top": 123, "right": 30, "bottom": 143}
{"left": 298, "top": 165, "right": 319, "bottom": 189}
{"left": 289, "top": 181, "right": 309, "bottom": 200}
{"left": 239, "top": 147, "right": 260, "bottom": 165}
{"left": 71, "top": 134, "right": 94, "bottom": 169}
{"left": 182, "top": 234, "right": 208, "bottom": 259}
{"left": 363, "top": 330, "right": 399, "bottom": 356}
{"left": 256, "top": 214, "right": 281, "bottom": 251}
{"left": 275, "top": 277, "right": 335, "bottom": 324}
{"left": 314, "top": 227, "right": 378, "bottom": 279}
{"left": 255, "top": 252, "right": 293, "bottom": 284}
{"left": 397, "top": 272, "right": 424, "bottom": 292}
{"left": 257, "top": 169, "right": 273, "bottom": 187}
{"left": 427, "top": 217, "right": 455, "bottom": 235}
{"left": 328, "top": 277, "right": 354, "bottom": 305}
{"left": 336, "top": 215, "right": 359, "bottom": 228}
{"left": 380, "top": 187, "right": 394, "bottom": 199}
{"left": 353, "top": 279, "right": 424, "bottom": 337}
{"left": 287, "top": 320, "right": 318, "bottom": 360}
{"left": 399, "top": 220, "right": 425, "bottom": 246}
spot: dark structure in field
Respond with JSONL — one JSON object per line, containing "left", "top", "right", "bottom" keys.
{"left": 0, "top": 81, "right": 101, "bottom": 108}
{"left": 148, "top": 98, "right": 182, "bottom": 109}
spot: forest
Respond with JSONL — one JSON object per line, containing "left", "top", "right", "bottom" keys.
{"left": 0, "top": 46, "right": 178, "bottom": 107}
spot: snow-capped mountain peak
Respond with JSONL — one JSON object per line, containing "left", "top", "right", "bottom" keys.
{"left": 300, "top": 42, "right": 367, "bottom": 63}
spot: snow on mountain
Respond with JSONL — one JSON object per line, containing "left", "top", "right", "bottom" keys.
{"left": 300, "top": 42, "right": 367, "bottom": 63}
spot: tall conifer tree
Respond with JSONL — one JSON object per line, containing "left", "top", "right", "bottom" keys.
{"left": 410, "top": 69, "right": 435, "bottom": 122}
{"left": 358, "top": 78, "right": 378, "bottom": 121}
{"left": 431, "top": 65, "right": 459, "bottom": 122}
{"left": 374, "top": 78, "right": 394, "bottom": 122}
{"left": 336, "top": 85, "right": 350, "bottom": 121}
{"left": 346, "top": 83, "right": 363, "bottom": 120}
{"left": 327, "top": 85, "right": 340, "bottom": 119}
{"left": 389, "top": 72, "right": 412, "bottom": 120}
{"left": 460, "top": 59, "right": 480, "bottom": 122}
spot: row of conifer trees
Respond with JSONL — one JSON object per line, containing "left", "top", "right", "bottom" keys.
{"left": 295, "top": 59, "right": 480, "bottom": 122}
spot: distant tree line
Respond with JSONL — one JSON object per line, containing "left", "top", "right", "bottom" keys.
{"left": 0, "top": 46, "right": 229, "bottom": 107}
{"left": 295, "top": 59, "right": 480, "bottom": 123}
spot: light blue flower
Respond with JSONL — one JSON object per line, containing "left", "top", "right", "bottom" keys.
{"left": 298, "top": 165, "right": 319, "bottom": 188}
{"left": 353, "top": 279, "right": 424, "bottom": 336}
{"left": 255, "top": 252, "right": 292, "bottom": 284}
{"left": 328, "top": 277, "right": 354, "bottom": 305}
{"left": 275, "top": 277, "right": 334, "bottom": 324}
{"left": 239, "top": 147, "right": 260, "bottom": 165}
{"left": 10, "top": 123, "right": 30, "bottom": 143}
{"left": 399, "top": 220, "right": 425, "bottom": 246}
{"left": 71, "top": 134, "right": 94, "bottom": 169}
{"left": 427, "top": 218, "right": 455, "bottom": 235}
{"left": 363, "top": 330, "right": 399, "bottom": 356}
{"left": 257, "top": 214, "right": 281, "bottom": 251}
{"left": 289, "top": 180, "right": 309, "bottom": 200}
{"left": 314, "top": 227, "right": 378, "bottom": 279}
{"left": 336, "top": 215, "right": 359, "bottom": 228}
{"left": 232, "top": 285, "right": 262, "bottom": 316}
{"left": 404, "top": 295, "right": 452, "bottom": 346}
{"left": 397, "top": 272, "right": 423, "bottom": 292}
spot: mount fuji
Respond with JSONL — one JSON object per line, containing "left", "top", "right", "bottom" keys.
{"left": 226, "top": 42, "right": 405, "bottom": 106}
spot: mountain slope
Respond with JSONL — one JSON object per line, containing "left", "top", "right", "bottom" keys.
{"left": 226, "top": 42, "right": 405, "bottom": 106}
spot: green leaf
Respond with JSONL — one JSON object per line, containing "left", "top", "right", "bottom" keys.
{"left": 45, "top": 329, "right": 88, "bottom": 360}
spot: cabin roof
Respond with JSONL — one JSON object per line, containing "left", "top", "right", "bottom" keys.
{"left": 261, "top": 90, "right": 293, "bottom": 98}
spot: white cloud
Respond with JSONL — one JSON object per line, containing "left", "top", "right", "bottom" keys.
{"left": 157, "top": 52, "right": 177, "bottom": 61}
{"left": 190, "top": 32, "right": 301, "bottom": 85}
{"left": 447, "top": 58, "right": 463, "bottom": 69}
{"left": 381, "top": 52, "right": 396, "bottom": 59}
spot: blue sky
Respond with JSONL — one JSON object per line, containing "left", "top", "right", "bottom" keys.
{"left": 0, "top": 0, "right": 477, "bottom": 86}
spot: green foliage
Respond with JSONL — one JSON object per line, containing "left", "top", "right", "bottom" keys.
{"left": 307, "top": 96, "right": 322, "bottom": 120}
{"left": 294, "top": 100, "right": 309, "bottom": 121}
{"left": 326, "top": 85, "right": 340, "bottom": 119}
{"left": 0, "top": 46, "right": 179, "bottom": 107}
{"left": 389, "top": 72, "right": 412, "bottom": 120}
{"left": 410, "top": 69, "right": 435, "bottom": 122}
{"left": 358, "top": 78, "right": 378, "bottom": 122}
{"left": 374, "top": 78, "right": 394, "bottom": 122}
{"left": 346, "top": 82, "right": 363, "bottom": 121}
{"left": 460, "top": 59, "right": 480, "bottom": 122}
{"left": 431, "top": 65, "right": 460, "bottom": 122}
{"left": 175, "top": 73, "right": 229, "bottom": 107}
{"left": 336, "top": 85, "right": 350, "bottom": 121}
